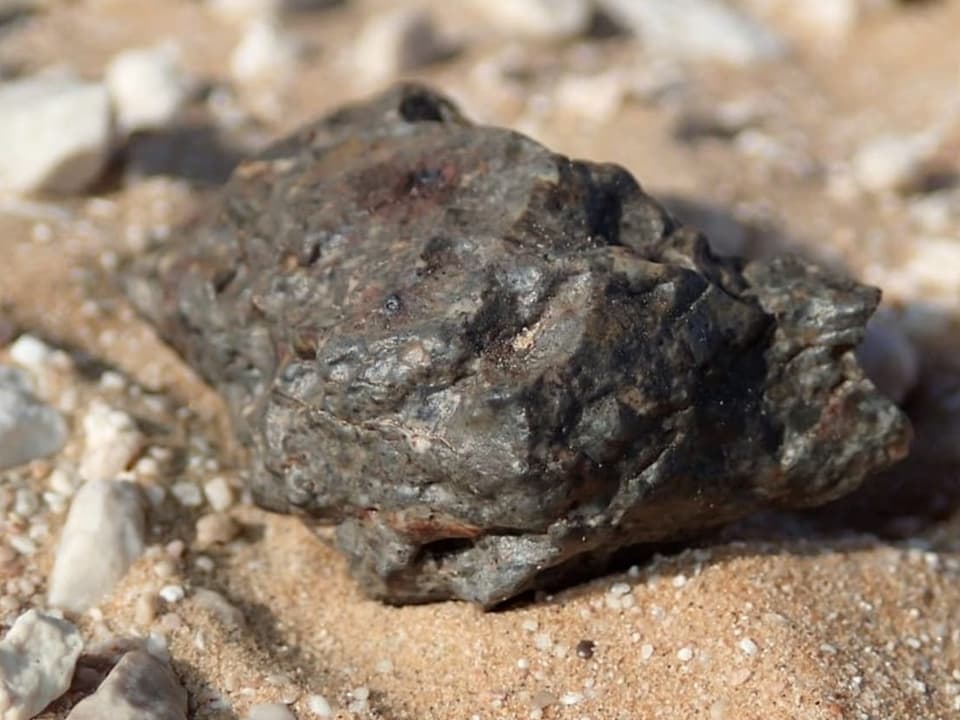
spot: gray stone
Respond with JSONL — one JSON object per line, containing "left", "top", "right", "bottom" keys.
{"left": 130, "top": 84, "right": 910, "bottom": 607}
{"left": 598, "top": 0, "right": 785, "bottom": 65}
{"left": 48, "top": 478, "right": 147, "bottom": 613}
{"left": 0, "top": 609, "right": 83, "bottom": 720}
{"left": 0, "top": 365, "right": 68, "bottom": 471}
{"left": 66, "top": 650, "right": 187, "bottom": 720}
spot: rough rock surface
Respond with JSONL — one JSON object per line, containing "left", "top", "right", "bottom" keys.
{"left": 0, "top": 610, "right": 83, "bottom": 720}
{"left": 130, "top": 84, "right": 910, "bottom": 607}
{"left": 65, "top": 650, "right": 187, "bottom": 720}
{"left": 48, "top": 478, "right": 147, "bottom": 613}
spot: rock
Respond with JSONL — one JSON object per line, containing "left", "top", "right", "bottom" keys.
{"left": 0, "top": 73, "right": 112, "bottom": 194}
{"left": 598, "top": 0, "right": 785, "bottom": 65}
{"left": 353, "top": 8, "right": 457, "bottom": 88}
{"left": 229, "top": 20, "right": 299, "bottom": 89}
{"left": 465, "top": 0, "right": 592, "bottom": 40}
{"left": 856, "top": 309, "right": 919, "bottom": 404}
{"left": 129, "top": 84, "right": 910, "bottom": 608}
{"left": 65, "top": 650, "right": 187, "bottom": 720}
{"left": 553, "top": 71, "right": 626, "bottom": 124}
{"left": 78, "top": 402, "right": 144, "bottom": 481}
{"left": 207, "top": 0, "right": 280, "bottom": 24}
{"left": 194, "top": 512, "right": 240, "bottom": 549}
{"left": 851, "top": 132, "right": 939, "bottom": 194}
{"left": 0, "top": 365, "right": 68, "bottom": 471}
{"left": 203, "top": 476, "right": 235, "bottom": 511}
{"left": 246, "top": 704, "right": 296, "bottom": 720}
{"left": 306, "top": 695, "right": 333, "bottom": 718}
{"left": 743, "top": 0, "right": 859, "bottom": 44}
{"left": 48, "top": 478, "right": 147, "bottom": 613}
{"left": 0, "top": 609, "right": 84, "bottom": 720}
{"left": 106, "top": 42, "right": 193, "bottom": 134}
{"left": 7, "top": 334, "right": 53, "bottom": 370}
{"left": 192, "top": 588, "right": 245, "bottom": 629}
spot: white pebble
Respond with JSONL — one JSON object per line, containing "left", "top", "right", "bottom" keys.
{"left": 640, "top": 643, "right": 654, "bottom": 660}
{"left": 609, "top": 582, "right": 631, "bottom": 596}
{"left": 466, "top": 0, "right": 591, "bottom": 39}
{"left": 677, "top": 647, "right": 694, "bottom": 662}
{"left": 246, "top": 702, "right": 295, "bottom": 720}
{"left": 0, "top": 609, "right": 83, "bottom": 720}
{"left": 203, "top": 476, "right": 234, "bottom": 512}
{"left": 48, "top": 479, "right": 147, "bottom": 613}
{"left": 599, "top": 0, "right": 784, "bottom": 65}
{"left": 353, "top": 8, "right": 455, "bottom": 88}
{"left": 159, "top": 585, "right": 185, "bottom": 604}
{"left": 230, "top": 20, "right": 299, "bottom": 89}
{"left": 672, "top": 574, "right": 687, "bottom": 588}
{"left": 171, "top": 481, "right": 204, "bottom": 507}
{"left": 559, "top": 692, "right": 583, "bottom": 706}
{"left": 852, "top": 132, "right": 938, "bottom": 194}
{"left": 78, "top": 401, "right": 144, "bottom": 481}
{"left": 738, "top": 637, "right": 758, "bottom": 656}
{"left": 307, "top": 694, "right": 333, "bottom": 718}
{"left": 8, "top": 335, "right": 54, "bottom": 371}
{"left": 106, "top": 42, "right": 193, "bottom": 133}
{"left": 533, "top": 632, "right": 553, "bottom": 651}
{"left": 0, "top": 72, "right": 113, "bottom": 193}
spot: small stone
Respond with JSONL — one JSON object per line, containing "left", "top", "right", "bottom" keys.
{"left": 65, "top": 650, "right": 187, "bottom": 720}
{"left": 598, "top": 0, "right": 784, "bottom": 65}
{"left": 247, "top": 703, "right": 296, "bottom": 720}
{"left": 230, "top": 20, "right": 299, "bottom": 90}
{"left": 203, "top": 477, "right": 234, "bottom": 512}
{"left": 158, "top": 585, "right": 185, "bottom": 604}
{"left": 78, "top": 402, "right": 144, "bottom": 481}
{"left": 192, "top": 588, "right": 245, "bottom": 629}
{"left": 353, "top": 8, "right": 457, "bottom": 88}
{"left": 0, "top": 366, "right": 68, "bottom": 471}
{"left": 106, "top": 42, "right": 193, "bottom": 133}
{"left": 553, "top": 71, "right": 625, "bottom": 124}
{"left": 134, "top": 592, "right": 159, "bottom": 626}
{"left": 0, "top": 609, "right": 83, "bottom": 720}
{"left": 575, "top": 639, "right": 595, "bottom": 659}
{"left": 307, "top": 694, "right": 333, "bottom": 718}
{"left": 48, "top": 479, "right": 147, "bottom": 613}
{"left": 7, "top": 335, "right": 53, "bottom": 371}
{"left": 207, "top": 0, "right": 280, "bottom": 24}
{"left": 677, "top": 646, "right": 694, "bottom": 662}
{"left": 640, "top": 643, "right": 654, "bottom": 660}
{"left": 171, "top": 481, "right": 203, "bottom": 507}
{"left": 0, "top": 72, "right": 112, "bottom": 193}
{"left": 852, "top": 132, "right": 939, "bottom": 194}
{"left": 195, "top": 513, "right": 240, "bottom": 549}
{"left": 738, "top": 637, "right": 758, "bottom": 656}
{"left": 465, "top": 0, "right": 591, "bottom": 40}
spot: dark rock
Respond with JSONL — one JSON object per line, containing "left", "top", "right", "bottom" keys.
{"left": 127, "top": 84, "right": 911, "bottom": 608}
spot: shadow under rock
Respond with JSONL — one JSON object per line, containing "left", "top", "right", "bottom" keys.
{"left": 123, "top": 123, "right": 246, "bottom": 187}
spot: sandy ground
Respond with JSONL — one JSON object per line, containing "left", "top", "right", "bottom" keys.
{"left": 2, "top": 0, "right": 960, "bottom": 718}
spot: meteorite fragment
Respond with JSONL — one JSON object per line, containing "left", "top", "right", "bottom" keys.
{"left": 128, "top": 84, "right": 910, "bottom": 607}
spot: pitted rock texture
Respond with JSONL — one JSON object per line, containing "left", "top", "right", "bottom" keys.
{"left": 129, "top": 84, "right": 911, "bottom": 607}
